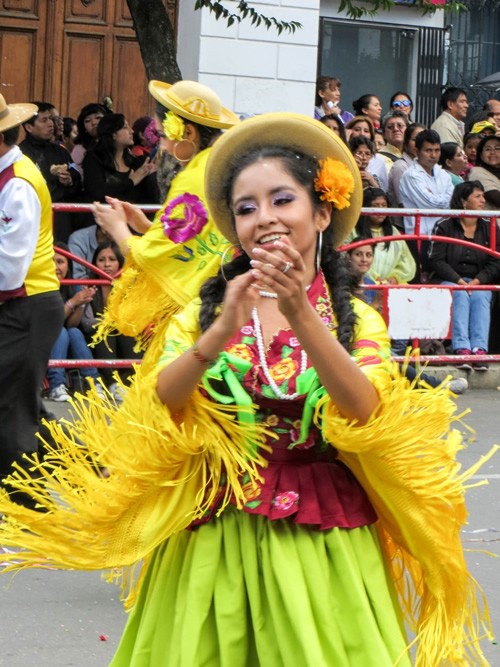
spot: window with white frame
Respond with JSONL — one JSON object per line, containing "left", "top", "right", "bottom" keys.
{"left": 318, "top": 19, "right": 416, "bottom": 119}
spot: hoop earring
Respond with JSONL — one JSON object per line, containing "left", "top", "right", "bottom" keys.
{"left": 316, "top": 231, "right": 323, "bottom": 273}
{"left": 173, "top": 139, "right": 197, "bottom": 163}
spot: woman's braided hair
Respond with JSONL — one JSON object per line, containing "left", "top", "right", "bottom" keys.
{"left": 199, "top": 146, "right": 358, "bottom": 351}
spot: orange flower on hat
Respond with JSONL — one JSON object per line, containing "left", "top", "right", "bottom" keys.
{"left": 314, "top": 158, "right": 354, "bottom": 210}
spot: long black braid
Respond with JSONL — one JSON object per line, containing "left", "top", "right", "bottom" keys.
{"left": 320, "top": 225, "right": 358, "bottom": 351}
{"left": 199, "top": 252, "right": 251, "bottom": 333}
{"left": 199, "top": 146, "right": 358, "bottom": 352}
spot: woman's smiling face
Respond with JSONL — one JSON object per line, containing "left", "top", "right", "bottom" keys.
{"left": 231, "top": 158, "right": 330, "bottom": 275}
{"left": 480, "top": 138, "right": 500, "bottom": 169}
{"left": 349, "top": 244, "right": 374, "bottom": 275}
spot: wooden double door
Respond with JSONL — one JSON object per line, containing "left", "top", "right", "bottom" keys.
{"left": 0, "top": 0, "right": 177, "bottom": 123}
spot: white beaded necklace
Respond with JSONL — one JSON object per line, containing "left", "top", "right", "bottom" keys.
{"left": 252, "top": 306, "right": 308, "bottom": 400}
{"left": 258, "top": 289, "right": 278, "bottom": 299}
{"left": 258, "top": 284, "right": 311, "bottom": 299}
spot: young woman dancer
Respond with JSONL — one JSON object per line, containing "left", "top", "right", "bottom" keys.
{"left": 0, "top": 113, "right": 492, "bottom": 666}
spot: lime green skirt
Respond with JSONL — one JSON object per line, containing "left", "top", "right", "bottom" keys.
{"left": 111, "top": 509, "right": 411, "bottom": 667}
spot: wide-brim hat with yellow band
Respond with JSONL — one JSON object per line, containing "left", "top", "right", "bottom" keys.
{"left": 205, "top": 112, "right": 362, "bottom": 248}
{"left": 0, "top": 95, "right": 38, "bottom": 133}
{"left": 148, "top": 80, "right": 239, "bottom": 130}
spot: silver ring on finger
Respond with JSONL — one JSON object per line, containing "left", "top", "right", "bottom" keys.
{"left": 282, "top": 261, "right": 293, "bottom": 275}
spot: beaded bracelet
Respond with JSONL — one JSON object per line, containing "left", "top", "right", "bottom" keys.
{"left": 191, "top": 342, "right": 213, "bottom": 364}
{"left": 65, "top": 299, "right": 75, "bottom": 313}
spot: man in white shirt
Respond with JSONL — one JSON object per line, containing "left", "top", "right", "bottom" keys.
{"left": 0, "top": 94, "right": 64, "bottom": 506}
{"left": 399, "top": 129, "right": 454, "bottom": 278}
{"left": 431, "top": 88, "right": 468, "bottom": 147}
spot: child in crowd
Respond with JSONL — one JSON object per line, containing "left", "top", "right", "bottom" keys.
{"left": 47, "top": 243, "right": 104, "bottom": 401}
{"left": 80, "top": 242, "right": 142, "bottom": 402}
{"left": 464, "top": 132, "right": 481, "bottom": 169}
{"left": 348, "top": 187, "right": 416, "bottom": 284}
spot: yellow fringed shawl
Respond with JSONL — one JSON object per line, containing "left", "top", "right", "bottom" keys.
{"left": 0, "top": 299, "right": 495, "bottom": 665}
{"left": 92, "top": 147, "right": 229, "bottom": 352}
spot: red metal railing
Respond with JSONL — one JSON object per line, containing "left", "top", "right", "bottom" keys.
{"left": 48, "top": 204, "right": 500, "bottom": 369}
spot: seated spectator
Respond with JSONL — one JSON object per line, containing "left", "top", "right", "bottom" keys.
{"left": 470, "top": 120, "right": 496, "bottom": 137}
{"left": 318, "top": 113, "right": 347, "bottom": 143}
{"left": 399, "top": 129, "right": 454, "bottom": 276}
{"left": 345, "top": 116, "right": 389, "bottom": 190}
{"left": 431, "top": 87, "right": 468, "bottom": 147}
{"left": 346, "top": 236, "right": 381, "bottom": 311}
{"left": 463, "top": 132, "right": 481, "bottom": 168}
{"left": 468, "top": 135, "right": 500, "bottom": 210}
{"left": 62, "top": 117, "right": 77, "bottom": 155}
{"left": 386, "top": 91, "right": 414, "bottom": 122}
{"left": 466, "top": 99, "right": 499, "bottom": 132}
{"left": 379, "top": 111, "right": 409, "bottom": 162}
{"left": 374, "top": 129, "right": 386, "bottom": 152}
{"left": 47, "top": 243, "right": 104, "bottom": 402}
{"left": 80, "top": 242, "right": 143, "bottom": 402}
{"left": 346, "top": 236, "right": 467, "bottom": 394}
{"left": 49, "top": 106, "right": 64, "bottom": 145}
{"left": 348, "top": 136, "right": 380, "bottom": 188}
{"left": 352, "top": 93, "right": 382, "bottom": 129}
{"left": 387, "top": 123, "right": 426, "bottom": 212}
{"left": 143, "top": 118, "right": 161, "bottom": 161}
{"left": 428, "top": 181, "right": 500, "bottom": 371}
{"left": 68, "top": 223, "right": 111, "bottom": 281}
{"left": 314, "top": 76, "right": 353, "bottom": 124}
{"left": 19, "top": 101, "right": 82, "bottom": 242}
{"left": 438, "top": 142, "right": 468, "bottom": 186}
{"left": 350, "top": 187, "right": 416, "bottom": 284}
{"left": 83, "top": 113, "right": 158, "bottom": 205}
{"left": 71, "top": 103, "right": 108, "bottom": 175}
{"left": 132, "top": 116, "right": 154, "bottom": 157}
{"left": 486, "top": 100, "right": 500, "bottom": 133}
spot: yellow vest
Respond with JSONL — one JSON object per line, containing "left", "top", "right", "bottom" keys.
{"left": 6, "top": 155, "right": 58, "bottom": 296}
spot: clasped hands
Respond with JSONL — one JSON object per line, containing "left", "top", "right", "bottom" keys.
{"left": 217, "top": 239, "right": 312, "bottom": 336}
{"left": 91, "top": 196, "right": 152, "bottom": 240}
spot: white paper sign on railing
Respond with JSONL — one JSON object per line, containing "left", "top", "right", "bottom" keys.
{"left": 387, "top": 288, "right": 452, "bottom": 340}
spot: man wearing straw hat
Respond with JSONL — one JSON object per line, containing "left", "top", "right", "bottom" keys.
{"left": 0, "top": 94, "right": 64, "bottom": 507}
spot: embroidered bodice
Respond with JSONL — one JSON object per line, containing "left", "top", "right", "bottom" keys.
{"left": 197, "top": 272, "right": 377, "bottom": 529}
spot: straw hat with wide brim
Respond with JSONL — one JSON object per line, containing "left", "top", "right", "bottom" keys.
{"left": 148, "top": 80, "right": 239, "bottom": 130}
{"left": 205, "top": 112, "right": 363, "bottom": 248}
{"left": 0, "top": 95, "right": 38, "bottom": 133}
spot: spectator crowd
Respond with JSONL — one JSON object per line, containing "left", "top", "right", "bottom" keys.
{"left": 13, "top": 82, "right": 500, "bottom": 400}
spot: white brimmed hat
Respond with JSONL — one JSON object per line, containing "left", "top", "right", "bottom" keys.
{"left": 205, "top": 112, "right": 362, "bottom": 248}
{"left": 148, "top": 80, "right": 239, "bottom": 130}
{"left": 0, "top": 95, "right": 38, "bottom": 133}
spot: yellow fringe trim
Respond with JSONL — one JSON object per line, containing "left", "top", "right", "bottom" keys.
{"left": 0, "top": 355, "right": 496, "bottom": 659}
{"left": 0, "top": 372, "right": 269, "bottom": 607}
{"left": 316, "top": 369, "right": 496, "bottom": 666}
{"left": 92, "top": 263, "right": 182, "bottom": 352}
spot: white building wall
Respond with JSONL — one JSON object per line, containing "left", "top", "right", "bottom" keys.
{"left": 176, "top": 1, "right": 445, "bottom": 118}
{"left": 176, "top": 1, "right": 321, "bottom": 117}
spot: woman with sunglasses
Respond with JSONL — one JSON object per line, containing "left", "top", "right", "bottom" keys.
{"left": 388, "top": 92, "right": 414, "bottom": 121}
